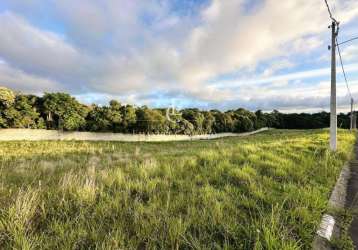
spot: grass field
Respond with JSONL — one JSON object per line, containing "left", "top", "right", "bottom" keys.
{"left": 0, "top": 129, "right": 356, "bottom": 249}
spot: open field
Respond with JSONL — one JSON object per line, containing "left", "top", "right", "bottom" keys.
{"left": 0, "top": 129, "right": 356, "bottom": 249}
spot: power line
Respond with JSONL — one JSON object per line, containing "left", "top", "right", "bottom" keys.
{"left": 337, "top": 36, "right": 358, "bottom": 46}
{"left": 324, "top": 0, "right": 338, "bottom": 23}
{"left": 336, "top": 37, "right": 353, "bottom": 100}
{"left": 323, "top": 0, "right": 353, "bottom": 105}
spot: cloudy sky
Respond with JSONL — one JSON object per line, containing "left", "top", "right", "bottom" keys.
{"left": 0, "top": 0, "right": 358, "bottom": 112}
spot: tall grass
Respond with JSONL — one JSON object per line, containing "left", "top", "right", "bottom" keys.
{"left": 0, "top": 129, "right": 355, "bottom": 249}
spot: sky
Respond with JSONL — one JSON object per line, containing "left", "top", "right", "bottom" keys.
{"left": 0, "top": 0, "right": 358, "bottom": 113}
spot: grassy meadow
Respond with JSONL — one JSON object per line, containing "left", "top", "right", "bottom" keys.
{"left": 0, "top": 129, "right": 356, "bottom": 249}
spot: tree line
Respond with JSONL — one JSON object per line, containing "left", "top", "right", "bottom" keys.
{"left": 0, "top": 87, "right": 355, "bottom": 134}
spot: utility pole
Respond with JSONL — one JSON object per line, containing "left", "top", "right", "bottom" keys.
{"left": 350, "top": 98, "right": 354, "bottom": 130}
{"left": 330, "top": 21, "right": 338, "bottom": 151}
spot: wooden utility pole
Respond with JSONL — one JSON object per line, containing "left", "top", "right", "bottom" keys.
{"left": 330, "top": 21, "right": 338, "bottom": 151}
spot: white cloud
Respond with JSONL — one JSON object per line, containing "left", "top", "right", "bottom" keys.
{"left": 0, "top": 12, "right": 88, "bottom": 89}
{"left": 0, "top": 0, "right": 358, "bottom": 111}
{"left": 216, "top": 63, "right": 358, "bottom": 88}
{"left": 341, "top": 44, "right": 358, "bottom": 63}
{"left": 0, "top": 62, "right": 62, "bottom": 93}
{"left": 211, "top": 78, "right": 358, "bottom": 112}
{"left": 262, "top": 60, "right": 295, "bottom": 77}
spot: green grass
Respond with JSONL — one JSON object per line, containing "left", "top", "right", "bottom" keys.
{"left": 0, "top": 129, "right": 356, "bottom": 249}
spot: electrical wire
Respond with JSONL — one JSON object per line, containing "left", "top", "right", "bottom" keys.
{"left": 324, "top": 0, "right": 355, "bottom": 119}
{"left": 337, "top": 36, "right": 358, "bottom": 46}
{"left": 324, "top": 0, "right": 338, "bottom": 23}
{"left": 336, "top": 38, "right": 353, "bottom": 100}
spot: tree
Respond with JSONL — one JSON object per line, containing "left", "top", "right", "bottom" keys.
{"left": 233, "top": 108, "right": 257, "bottom": 129}
{"left": 223, "top": 112, "right": 235, "bottom": 132}
{"left": 11, "top": 95, "right": 42, "bottom": 128}
{"left": 234, "top": 115, "right": 254, "bottom": 132}
{"left": 0, "top": 87, "right": 15, "bottom": 108}
{"left": 182, "top": 109, "right": 205, "bottom": 134}
{"left": 86, "top": 105, "right": 111, "bottom": 132}
{"left": 203, "top": 111, "right": 215, "bottom": 134}
{"left": 177, "top": 119, "right": 195, "bottom": 135}
{"left": 120, "top": 105, "right": 137, "bottom": 133}
{"left": 0, "top": 117, "right": 6, "bottom": 127}
{"left": 211, "top": 111, "right": 222, "bottom": 133}
{"left": 136, "top": 107, "right": 166, "bottom": 134}
{"left": 255, "top": 110, "right": 266, "bottom": 129}
{"left": 1, "top": 86, "right": 357, "bottom": 133}
{"left": 0, "top": 87, "right": 16, "bottom": 128}
{"left": 43, "top": 93, "right": 88, "bottom": 130}
{"left": 108, "top": 100, "right": 122, "bottom": 132}
{"left": 262, "top": 110, "right": 281, "bottom": 128}
{"left": 1, "top": 107, "right": 19, "bottom": 128}
{"left": 0, "top": 92, "right": 44, "bottom": 129}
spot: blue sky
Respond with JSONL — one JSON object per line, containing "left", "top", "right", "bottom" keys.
{"left": 0, "top": 0, "right": 358, "bottom": 112}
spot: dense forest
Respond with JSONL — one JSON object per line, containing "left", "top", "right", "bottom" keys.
{"left": 0, "top": 87, "right": 355, "bottom": 134}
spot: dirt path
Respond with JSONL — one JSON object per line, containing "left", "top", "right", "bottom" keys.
{"left": 0, "top": 127, "right": 269, "bottom": 142}
{"left": 347, "top": 146, "right": 358, "bottom": 249}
